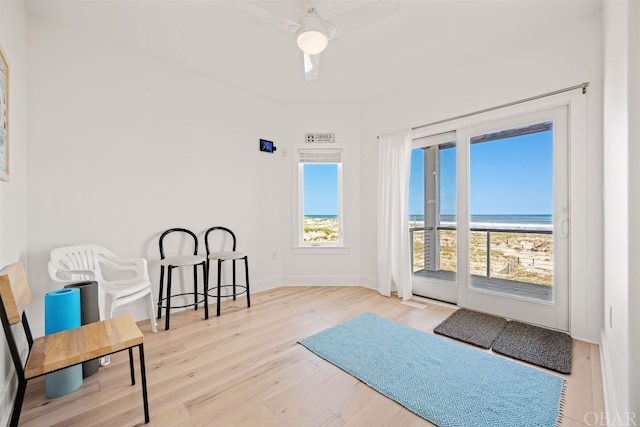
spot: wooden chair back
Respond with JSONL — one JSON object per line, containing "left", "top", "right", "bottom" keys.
{"left": 0, "top": 262, "right": 32, "bottom": 325}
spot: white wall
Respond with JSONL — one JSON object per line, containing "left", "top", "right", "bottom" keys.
{"left": 360, "top": 11, "right": 604, "bottom": 343}
{"left": 0, "top": 0, "right": 28, "bottom": 424}
{"left": 26, "top": 17, "right": 285, "bottom": 333}
{"left": 601, "top": 0, "right": 639, "bottom": 419}
{"left": 279, "top": 103, "right": 363, "bottom": 286}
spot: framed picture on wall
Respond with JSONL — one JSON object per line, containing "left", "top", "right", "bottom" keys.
{"left": 0, "top": 44, "right": 9, "bottom": 182}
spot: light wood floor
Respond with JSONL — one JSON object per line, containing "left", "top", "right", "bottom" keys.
{"left": 19, "top": 286, "right": 605, "bottom": 426}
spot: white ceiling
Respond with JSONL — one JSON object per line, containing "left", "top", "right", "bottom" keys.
{"left": 25, "top": 0, "right": 602, "bottom": 104}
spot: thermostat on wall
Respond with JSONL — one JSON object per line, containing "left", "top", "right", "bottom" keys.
{"left": 259, "top": 139, "right": 276, "bottom": 153}
{"left": 305, "top": 133, "right": 335, "bottom": 143}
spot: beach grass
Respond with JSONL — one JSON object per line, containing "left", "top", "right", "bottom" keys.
{"left": 304, "top": 216, "right": 553, "bottom": 286}
{"left": 412, "top": 229, "right": 553, "bottom": 286}
{"left": 304, "top": 217, "right": 339, "bottom": 242}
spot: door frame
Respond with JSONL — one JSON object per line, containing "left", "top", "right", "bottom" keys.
{"left": 411, "top": 131, "right": 458, "bottom": 303}
{"left": 411, "top": 89, "right": 587, "bottom": 333}
{"left": 457, "top": 106, "right": 569, "bottom": 330}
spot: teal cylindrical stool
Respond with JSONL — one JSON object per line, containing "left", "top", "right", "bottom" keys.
{"left": 64, "top": 281, "right": 100, "bottom": 377}
{"left": 44, "top": 288, "right": 83, "bottom": 398}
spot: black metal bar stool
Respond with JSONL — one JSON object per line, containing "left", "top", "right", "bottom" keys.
{"left": 204, "top": 226, "right": 250, "bottom": 317}
{"left": 157, "top": 228, "right": 208, "bottom": 330}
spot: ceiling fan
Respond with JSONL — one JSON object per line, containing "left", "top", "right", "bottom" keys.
{"left": 242, "top": 0, "right": 399, "bottom": 81}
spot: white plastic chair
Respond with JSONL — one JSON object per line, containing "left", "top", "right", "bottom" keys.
{"left": 48, "top": 245, "right": 158, "bottom": 334}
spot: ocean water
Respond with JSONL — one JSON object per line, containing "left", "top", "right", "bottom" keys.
{"left": 306, "top": 214, "right": 553, "bottom": 230}
{"left": 410, "top": 214, "right": 553, "bottom": 231}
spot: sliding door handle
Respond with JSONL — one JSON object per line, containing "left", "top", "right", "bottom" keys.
{"left": 557, "top": 217, "right": 569, "bottom": 238}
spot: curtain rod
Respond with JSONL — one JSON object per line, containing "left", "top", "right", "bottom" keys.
{"left": 410, "top": 82, "right": 589, "bottom": 132}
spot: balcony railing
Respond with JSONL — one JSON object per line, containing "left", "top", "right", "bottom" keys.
{"left": 410, "top": 226, "right": 553, "bottom": 286}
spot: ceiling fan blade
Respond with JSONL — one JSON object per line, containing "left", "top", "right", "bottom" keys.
{"left": 330, "top": 0, "right": 399, "bottom": 38}
{"left": 239, "top": 0, "right": 302, "bottom": 32}
{"left": 303, "top": 52, "right": 321, "bottom": 81}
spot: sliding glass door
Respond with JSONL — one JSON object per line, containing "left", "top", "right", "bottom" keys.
{"left": 410, "top": 106, "right": 569, "bottom": 330}
{"left": 410, "top": 132, "right": 458, "bottom": 303}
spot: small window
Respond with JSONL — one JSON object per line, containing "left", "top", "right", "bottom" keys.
{"left": 298, "top": 149, "right": 343, "bottom": 246}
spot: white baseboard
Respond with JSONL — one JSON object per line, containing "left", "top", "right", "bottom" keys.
{"left": 280, "top": 275, "right": 364, "bottom": 287}
{"left": 360, "top": 275, "right": 378, "bottom": 290}
{"left": 0, "top": 366, "right": 17, "bottom": 427}
{"left": 600, "top": 330, "right": 618, "bottom": 422}
{"left": 570, "top": 333, "right": 600, "bottom": 345}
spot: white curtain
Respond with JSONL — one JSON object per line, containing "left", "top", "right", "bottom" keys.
{"left": 377, "top": 129, "right": 412, "bottom": 301}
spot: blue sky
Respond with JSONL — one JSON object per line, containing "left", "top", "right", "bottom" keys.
{"left": 409, "top": 130, "right": 553, "bottom": 216}
{"left": 303, "top": 130, "right": 552, "bottom": 217}
{"left": 304, "top": 163, "right": 339, "bottom": 215}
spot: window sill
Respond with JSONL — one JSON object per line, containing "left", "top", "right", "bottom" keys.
{"left": 292, "top": 246, "right": 351, "bottom": 255}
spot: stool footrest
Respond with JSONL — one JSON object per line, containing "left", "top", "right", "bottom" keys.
{"left": 207, "top": 285, "right": 248, "bottom": 298}
{"left": 157, "top": 293, "right": 207, "bottom": 310}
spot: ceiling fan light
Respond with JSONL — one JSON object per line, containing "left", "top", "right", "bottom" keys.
{"left": 297, "top": 30, "right": 328, "bottom": 54}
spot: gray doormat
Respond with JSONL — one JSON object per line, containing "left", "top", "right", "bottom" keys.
{"left": 433, "top": 308, "right": 507, "bottom": 349}
{"left": 492, "top": 321, "right": 573, "bottom": 374}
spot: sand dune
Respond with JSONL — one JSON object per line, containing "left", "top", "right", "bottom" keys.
{"left": 413, "top": 229, "right": 553, "bottom": 286}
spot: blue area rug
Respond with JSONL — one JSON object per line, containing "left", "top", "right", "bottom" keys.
{"left": 299, "top": 313, "right": 564, "bottom": 427}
